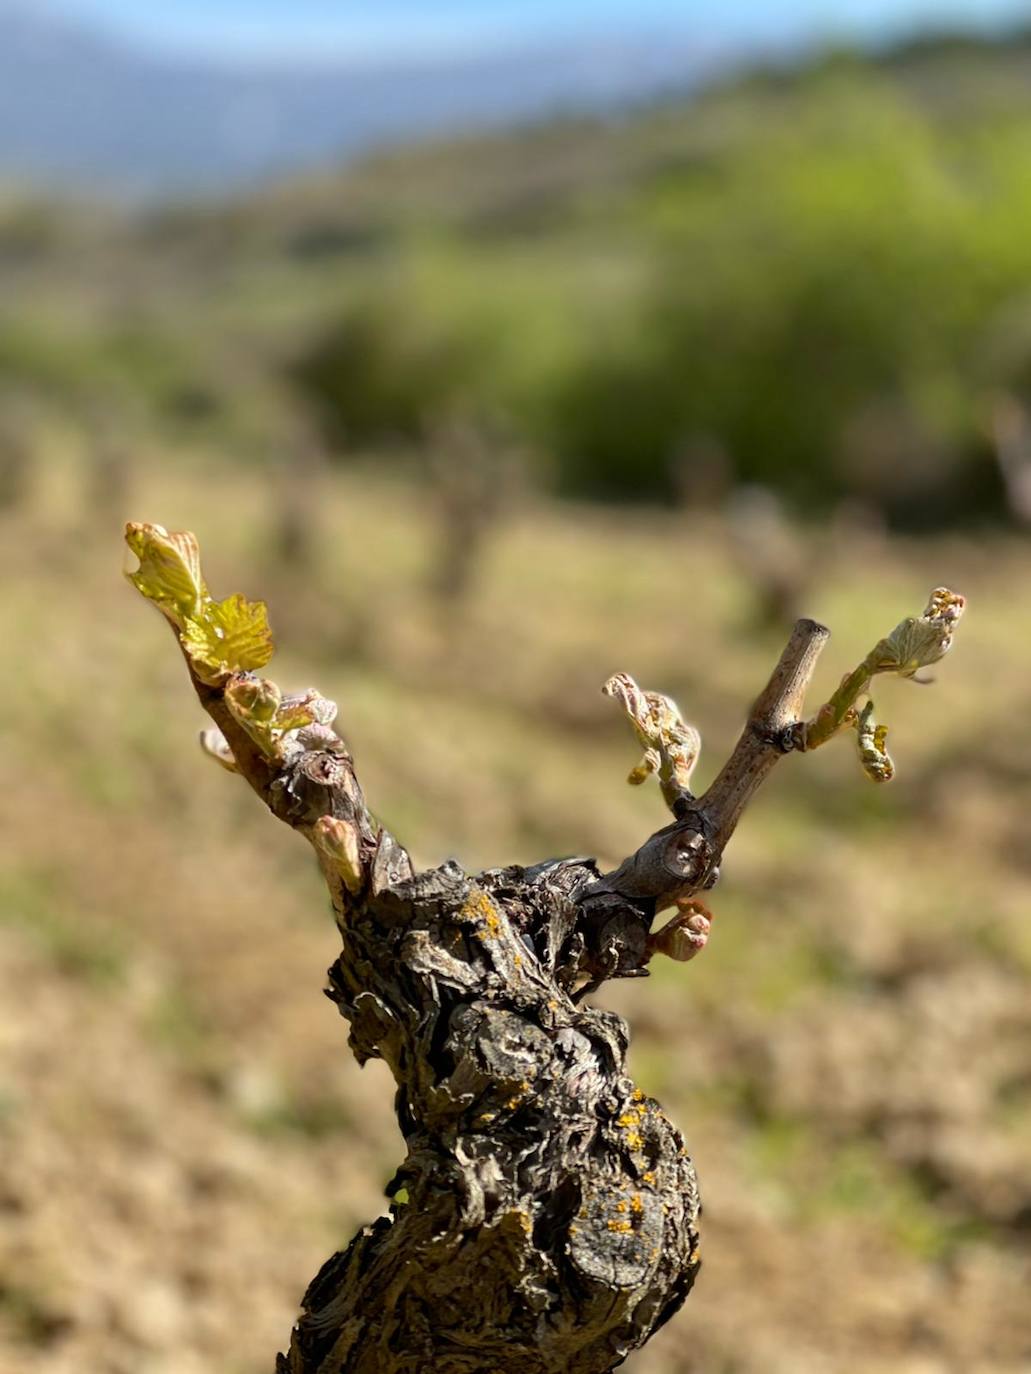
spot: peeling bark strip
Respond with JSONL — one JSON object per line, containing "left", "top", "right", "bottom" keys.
{"left": 124, "top": 524, "right": 964, "bottom": 1374}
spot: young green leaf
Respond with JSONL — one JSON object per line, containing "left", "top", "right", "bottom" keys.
{"left": 801, "top": 586, "right": 965, "bottom": 758}
{"left": 876, "top": 586, "right": 966, "bottom": 677}
{"left": 180, "top": 593, "right": 274, "bottom": 686}
{"left": 124, "top": 522, "right": 205, "bottom": 624}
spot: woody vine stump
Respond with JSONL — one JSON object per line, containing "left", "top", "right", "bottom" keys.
{"left": 124, "top": 522, "right": 964, "bottom": 1374}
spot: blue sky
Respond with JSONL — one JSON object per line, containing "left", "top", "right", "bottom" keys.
{"left": 40, "top": 0, "right": 1031, "bottom": 63}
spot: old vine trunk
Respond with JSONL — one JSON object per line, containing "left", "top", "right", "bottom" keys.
{"left": 123, "top": 522, "right": 964, "bottom": 1374}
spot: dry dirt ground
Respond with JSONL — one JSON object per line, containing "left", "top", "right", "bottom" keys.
{"left": 1, "top": 455, "right": 1029, "bottom": 1373}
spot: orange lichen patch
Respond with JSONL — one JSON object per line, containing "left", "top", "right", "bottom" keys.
{"left": 474, "top": 910, "right": 502, "bottom": 943}
{"left": 615, "top": 1200, "right": 628, "bottom": 1214}
{"left": 642, "top": 1171, "right": 656, "bottom": 1186}
{"left": 630, "top": 1195, "right": 644, "bottom": 1215}
{"left": 458, "top": 886, "right": 504, "bottom": 945}
{"left": 607, "top": 1219, "right": 633, "bottom": 1234}
{"left": 457, "top": 887, "right": 498, "bottom": 927}
{"left": 616, "top": 1096, "right": 649, "bottom": 1153}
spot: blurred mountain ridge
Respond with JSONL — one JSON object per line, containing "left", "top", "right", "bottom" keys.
{"left": 0, "top": 1, "right": 731, "bottom": 198}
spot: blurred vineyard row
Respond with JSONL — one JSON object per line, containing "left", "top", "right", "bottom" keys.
{"left": 6, "top": 34, "right": 1031, "bottom": 525}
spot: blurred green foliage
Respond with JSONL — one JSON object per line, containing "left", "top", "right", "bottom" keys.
{"left": 9, "top": 34, "right": 1031, "bottom": 522}
{"left": 290, "top": 288, "right": 501, "bottom": 446}
{"left": 278, "top": 43, "right": 1031, "bottom": 523}
{"left": 544, "top": 67, "right": 1031, "bottom": 520}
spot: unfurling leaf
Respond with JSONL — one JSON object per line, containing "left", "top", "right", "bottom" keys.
{"left": 224, "top": 675, "right": 282, "bottom": 754}
{"left": 603, "top": 672, "right": 701, "bottom": 811}
{"left": 313, "top": 815, "right": 364, "bottom": 894}
{"left": 226, "top": 676, "right": 282, "bottom": 724}
{"left": 275, "top": 689, "right": 338, "bottom": 733}
{"left": 199, "top": 726, "right": 239, "bottom": 773}
{"left": 853, "top": 700, "right": 894, "bottom": 783}
{"left": 223, "top": 680, "right": 340, "bottom": 759}
{"left": 875, "top": 587, "right": 967, "bottom": 677}
{"left": 180, "top": 593, "right": 274, "bottom": 685}
{"left": 800, "top": 585, "right": 966, "bottom": 763}
{"left": 125, "top": 523, "right": 205, "bottom": 624}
